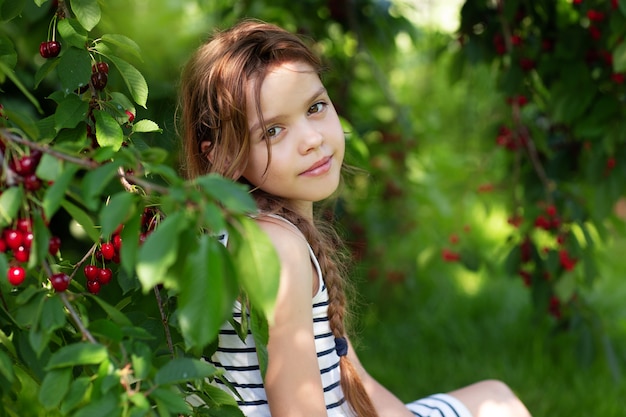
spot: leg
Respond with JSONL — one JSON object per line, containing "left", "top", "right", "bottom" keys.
{"left": 448, "top": 380, "right": 532, "bottom": 417}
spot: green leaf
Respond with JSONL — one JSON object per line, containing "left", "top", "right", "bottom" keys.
{"left": 46, "top": 343, "right": 108, "bottom": 370}
{"left": 38, "top": 368, "right": 72, "bottom": 410}
{"left": 40, "top": 294, "right": 67, "bottom": 335}
{"left": 100, "top": 191, "right": 136, "bottom": 238}
{"left": 194, "top": 175, "right": 256, "bottom": 214}
{"left": 136, "top": 211, "right": 187, "bottom": 292}
{"left": 0, "top": 60, "right": 43, "bottom": 113}
{"left": 29, "top": 212, "right": 51, "bottom": 271}
{"left": 99, "top": 34, "right": 142, "bottom": 62}
{"left": 43, "top": 163, "right": 80, "bottom": 221}
{"left": 61, "top": 199, "right": 100, "bottom": 242}
{"left": 232, "top": 217, "right": 280, "bottom": 322}
{"left": 70, "top": 0, "right": 101, "bottom": 31}
{"left": 179, "top": 235, "right": 235, "bottom": 350}
{"left": 0, "top": 186, "right": 23, "bottom": 228}
{"left": 132, "top": 119, "right": 161, "bottom": 133}
{"left": 94, "top": 109, "right": 124, "bottom": 150}
{"left": 613, "top": 41, "right": 626, "bottom": 73}
{"left": 57, "top": 18, "right": 88, "bottom": 49}
{"left": 154, "top": 358, "right": 218, "bottom": 385}
{"left": 108, "top": 56, "right": 148, "bottom": 108}
{"left": 152, "top": 387, "right": 192, "bottom": 414}
{"left": 72, "top": 391, "right": 121, "bottom": 417}
{"left": 80, "top": 161, "right": 122, "bottom": 211}
{"left": 0, "top": 0, "right": 25, "bottom": 21}
{"left": 250, "top": 307, "right": 269, "bottom": 379}
{"left": 54, "top": 93, "right": 89, "bottom": 131}
{"left": 130, "top": 342, "right": 152, "bottom": 380}
{"left": 0, "top": 350, "right": 15, "bottom": 384}
{"left": 89, "top": 295, "right": 132, "bottom": 327}
{"left": 59, "top": 377, "right": 91, "bottom": 415}
{"left": 120, "top": 206, "right": 142, "bottom": 276}
{"left": 57, "top": 46, "right": 91, "bottom": 93}
{"left": 36, "top": 153, "right": 63, "bottom": 182}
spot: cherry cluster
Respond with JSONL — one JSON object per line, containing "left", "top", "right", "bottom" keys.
{"left": 2, "top": 218, "right": 62, "bottom": 287}
{"left": 82, "top": 207, "right": 159, "bottom": 295}
{"left": 6, "top": 150, "right": 44, "bottom": 191}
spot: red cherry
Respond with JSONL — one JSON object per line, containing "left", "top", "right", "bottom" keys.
{"left": 23, "top": 174, "right": 42, "bottom": 191}
{"left": 16, "top": 218, "right": 32, "bottom": 232}
{"left": 39, "top": 41, "right": 61, "bottom": 59}
{"left": 100, "top": 242, "right": 115, "bottom": 260}
{"left": 97, "top": 267, "right": 112, "bottom": 285}
{"left": 23, "top": 232, "right": 34, "bottom": 249}
{"left": 4, "top": 229, "right": 24, "bottom": 250}
{"left": 96, "top": 62, "right": 109, "bottom": 74}
{"left": 50, "top": 273, "right": 70, "bottom": 292}
{"left": 84, "top": 264, "right": 99, "bottom": 281}
{"left": 14, "top": 156, "right": 37, "bottom": 176}
{"left": 8, "top": 266, "right": 26, "bottom": 286}
{"left": 112, "top": 234, "right": 122, "bottom": 251}
{"left": 87, "top": 280, "right": 101, "bottom": 294}
{"left": 0, "top": 239, "right": 6, "bottom": 253}
{"left": 14, "top": 245, "right": 30, "bottom": 263}
{"left": 48, "top": 236, "right": 61, "bottom": 256}
{"left": 90, "top": 71, "right": 108, "bottom": 90}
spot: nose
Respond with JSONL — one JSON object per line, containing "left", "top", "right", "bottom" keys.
{"left": 299, "top": 119, "right": 323, "bottom": 154}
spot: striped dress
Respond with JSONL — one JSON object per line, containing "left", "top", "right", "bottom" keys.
{"left": 207, "top": 218, "right": 472, "bottom": 417}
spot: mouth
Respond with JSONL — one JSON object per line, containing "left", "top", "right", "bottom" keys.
{"left": 300, "top": 155, "right": 333, "bottom": 176}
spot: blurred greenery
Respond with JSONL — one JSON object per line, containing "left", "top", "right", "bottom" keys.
{"left": 3, "top": 0, "right": 626, "bottom": 415}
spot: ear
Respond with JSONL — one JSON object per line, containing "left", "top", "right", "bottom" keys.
{"left": 200, "top": 140, "right": 215, "bottom": 164}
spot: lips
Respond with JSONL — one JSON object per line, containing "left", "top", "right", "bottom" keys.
{"left": 300, "top": 155, "right": 332, "bottom": 176}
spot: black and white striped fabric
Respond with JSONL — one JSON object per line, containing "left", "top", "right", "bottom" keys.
{"left": 206, "top": 216, "right": 472, "bottom": 417}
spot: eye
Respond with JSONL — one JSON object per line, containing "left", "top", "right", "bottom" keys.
{"left": 265, "top": 126, "right": 283, "bottom": 139}
{"left": 308, "top": 101, "right": 326, "bottom": 115}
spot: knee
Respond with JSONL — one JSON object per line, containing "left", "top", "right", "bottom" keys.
{"left": 473, "top": 379, "right": 517, "bottom": 401}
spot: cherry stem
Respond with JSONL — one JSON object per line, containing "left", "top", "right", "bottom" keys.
{"left": 42, "top": 259, "right": 97, "bottom": 344}
{"left": 153, "top": 285, "right": 175, "bottom": 358}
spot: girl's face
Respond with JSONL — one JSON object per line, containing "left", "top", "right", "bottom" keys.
{"left": 242, "top": 61, "right": 345, "bottom": 216}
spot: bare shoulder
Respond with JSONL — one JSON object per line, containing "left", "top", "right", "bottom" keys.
{"left": 255, "top": 215, "right": 309, "bottom": 257}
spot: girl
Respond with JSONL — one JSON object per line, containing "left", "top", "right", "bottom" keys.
{"left": 179, "top": 19, "right": 532, "bottom": 417}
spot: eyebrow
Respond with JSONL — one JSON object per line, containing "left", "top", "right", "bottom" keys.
{"left": 249, "top": 86, "right": 328, "bottom": 134}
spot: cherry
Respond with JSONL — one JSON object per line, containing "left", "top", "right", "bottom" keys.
{"left": 112, "top": 234, "right": 122, "bottom": 251}
{"left": 0, "top": 239, "right": 6, "bottom": 253}
{"left": 87, "top": 280, "right": 101, "bottom": 294}
{"left": 95, "top": 62, "right": 109, "bottom": 74}
{"left": 16, "top": 218, "right": 32, "bottom": 232}
{"left": 97, "top": 267, "right": 112, "bottom": 285}
{"left": 14, "top": 246, "right": 29, "bottom": 263}
{"left": 8, "top": 266, "right": 26, "bottom": 286}
{"left": 84, "top": 264, "right": 99, "bottom": 281}
{"left": 50, "top": 273, "right": 70, "bottom": 292}
{"left": 13, "top": 155, "right": 37, "bottom": 176}
{"left": 90, "top": 72, "right": 108, "bottom": 91}
{"left": 100, "top": 242, "right": 115, "bottom": 260}
{"left": 48, "top": 236, "right": 61, "bottom": 256}
{"left": 39, "top": 41, "right": 61, "bottom": 59}
{"left": 23, "top": 174, "right": 42, "bottom": 191}
{"left": 23, "top": 232, "right": 34, "bottom": 249}
{"left": 4, "top": 229, "right": 24, "bottom": 250}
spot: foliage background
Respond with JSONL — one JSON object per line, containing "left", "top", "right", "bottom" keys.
{"left": 2, "top": 0, "right": 626, "bottom": 416}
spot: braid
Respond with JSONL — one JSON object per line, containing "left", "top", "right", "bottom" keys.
{"left": 255, "top": 193, "right": 378, "bottom": 417}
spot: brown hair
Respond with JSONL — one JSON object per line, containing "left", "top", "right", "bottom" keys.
{"left": 178, "top": 19, "right": 378, "bottom": 417}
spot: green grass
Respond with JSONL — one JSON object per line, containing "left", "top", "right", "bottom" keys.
{"left": 352, "top": 228, "right": 626, "bottom": 417}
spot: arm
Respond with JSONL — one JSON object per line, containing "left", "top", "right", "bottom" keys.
{"left": 346, "top": 340, "right": 416, "bottom": 417}
{"left": 256, "top": 219, "right": 328, "bottom": 417}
